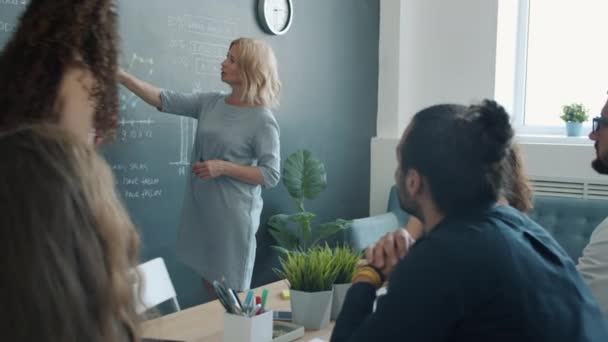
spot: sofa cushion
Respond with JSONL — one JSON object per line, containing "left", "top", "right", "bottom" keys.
{"left": 347, "top": 212, "right": 403, "bottom": 251}
{"left": 344, "top": 187, "right": 409, "bottom": 251}
{"left": 349, "top": 187, "right": 608, "bottom": 262}
{"left": 528, "top": 196, "right": 608, "bottom": 261}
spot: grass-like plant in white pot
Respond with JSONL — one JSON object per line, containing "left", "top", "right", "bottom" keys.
{"left": 330, "top": 244, "right": 361, "bottom": 320}
{"left": 560, "top": 103, "right": 589, "bottom": 137}
{"left": 274, "top": 245, "right": 338, "bottom": 330}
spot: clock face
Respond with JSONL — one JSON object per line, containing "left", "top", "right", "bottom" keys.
{"left": 259, "top": 0, "right": 293, "bottom": 35}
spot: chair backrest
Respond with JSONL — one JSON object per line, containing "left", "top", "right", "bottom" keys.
{"left": 135, "top": 257, "right": 180, "bottom": 314}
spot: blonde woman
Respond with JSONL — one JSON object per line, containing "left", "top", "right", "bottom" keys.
{"left": 119, "top": 38, "right": 281, "bottom": 294}
{"left": 0, "top": 125, "right": 140, "bottom": 341}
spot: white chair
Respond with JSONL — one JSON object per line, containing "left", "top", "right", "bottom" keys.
{"left": 134, "top": 257, "right": 180, "bottom": 314}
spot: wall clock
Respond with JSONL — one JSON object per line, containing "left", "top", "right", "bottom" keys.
{"left": 257, "top": 0, "right": 293, "bottom": 35}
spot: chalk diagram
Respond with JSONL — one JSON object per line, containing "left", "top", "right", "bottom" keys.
{"left": 120, "top": 53, "right": 154, "bottom": 111}
{"left": 117, "top": 53, "right": 156, "bottom": 143}
{"left": 169, "top": 81, "right": 201, "bottom": 175}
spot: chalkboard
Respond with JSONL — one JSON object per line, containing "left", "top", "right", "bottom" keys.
{"left": 1, "top": 0, "right": 381, "bottom": 310}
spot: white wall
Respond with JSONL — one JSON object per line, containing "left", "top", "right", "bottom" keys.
{"left": 371, "top": 0, "right": 602, "bottom": 215}
{"left": 372, "top": 0, "right": 500, "bottom": 214}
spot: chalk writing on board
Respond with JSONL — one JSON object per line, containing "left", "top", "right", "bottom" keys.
{"left": 169, "top": 40, "right": 225, "bottom": 75}
{"left": 0, "top": 0, "right": 28, "bottom": 6}
{"left": 111, "top": 163, "right": 150, "bottom": 172}
{"left": 120, "top": 118, "right": 155, "bottom": 126}
{"left": 168, "top": 15, "right": 237, "bottom": 39}
{"left": 169, "top": 39, "right": 187, "bottom": 50}
{"left": 195, "top": 55, "right": 222, "bottom": 76}
{"left": 170, "top": 55, "right": 190, "bottom": 68}
{"left": 0, "top": 20, "right": 16, "bottom": 33}
{"left": 120, "top": 53, "right": 154, "bottom": 111}
{"left": 189, "top": 40, "right": 225, "bottom": 57}
{"left": 118, "top": 117, "right": 154, "bottom": 142}
{"left": 118, "top": 127, "right": 153, "bottom": 142}
{"left": 112, "top": 162, "right": 163, "bottom": 200}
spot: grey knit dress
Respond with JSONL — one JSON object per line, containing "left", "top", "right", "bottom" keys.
{"left": 159, "top": 90, "right": 280, "bottom": 290}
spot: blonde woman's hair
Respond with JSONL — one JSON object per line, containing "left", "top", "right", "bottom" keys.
{"left": 0, "top": 125, "right": 140, "bottom": 342}
{"left": 231, "top": 38, "right": 281, "bottom": 108}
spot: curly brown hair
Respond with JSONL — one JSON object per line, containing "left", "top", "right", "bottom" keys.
{"left": 502, "top": 143, "right": 534, "bottom": 213}
{"left": 0, "top": 125, "right": 140, "bottom": 341}
{"left": 0, "top": 0, "right": 120, "bottom": 137}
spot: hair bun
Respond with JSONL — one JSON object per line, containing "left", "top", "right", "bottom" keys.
{"left": 471, "top": 99, "right": 514, "bottom": 163}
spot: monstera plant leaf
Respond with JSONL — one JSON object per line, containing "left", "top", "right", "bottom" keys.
{"left": 314, "top": 219, "right": 352, "bottom": 245}
{"left": 268, "top": 212, "right": 317, "bottom": 251}
{"left": 268, "top": 149, "right": 350, "bottom": 252}
{"left": 267, "top": 214, "right": 300, "bottom": 253}
{"left": 282, "top": 150, "right": 327, "bottom": 205}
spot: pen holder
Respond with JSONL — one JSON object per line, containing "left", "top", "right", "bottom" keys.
{"left": 223, "top": 310, "right": 273, "bottom": 342}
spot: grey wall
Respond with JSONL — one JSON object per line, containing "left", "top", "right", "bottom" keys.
{"left": 251, "top": 0, "right": 379, "bottom": 293}
{"left": 0, "top": 0, "right": 379, "bottom": 310}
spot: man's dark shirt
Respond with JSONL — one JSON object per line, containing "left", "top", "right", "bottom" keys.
{"left": 331, "top": 205, "right": 608, "bottom": 342}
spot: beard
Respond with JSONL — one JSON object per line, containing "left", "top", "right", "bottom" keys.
{"left": 398, "top": 185, "right": 424, "bottom": 223}
{"left": 592, "top": 142, "right": 608, "bottom": 175}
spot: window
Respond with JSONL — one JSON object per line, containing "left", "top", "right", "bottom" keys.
{"left": 495, "top": 0, "right": 608, "bottom": 135}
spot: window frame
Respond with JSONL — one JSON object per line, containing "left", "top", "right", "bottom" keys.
{"left": 501, "top": 0, "right": 594, "bottom": 139}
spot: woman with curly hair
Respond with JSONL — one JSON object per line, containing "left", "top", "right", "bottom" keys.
{"left": 0, "top": 0, "right": 120, "bottom": 143}
{"left": 0, "top": 125, "right": 141, "bottom": 342}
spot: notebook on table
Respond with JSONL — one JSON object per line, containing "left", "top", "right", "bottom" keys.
{"left": 272, "top": 320, "right": 305, "bottom": 342}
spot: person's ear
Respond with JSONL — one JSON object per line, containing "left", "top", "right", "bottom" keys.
{"left": 405, "top": 169, "right": 422, "bottom": 197}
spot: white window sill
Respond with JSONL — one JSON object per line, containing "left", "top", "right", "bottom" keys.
{"left": 516, "top": 133, "right": 593, "bottom": 146}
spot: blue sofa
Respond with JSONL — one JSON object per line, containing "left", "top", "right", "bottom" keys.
{"left": 346, "top": 186, "right": 608, "bottom": 261}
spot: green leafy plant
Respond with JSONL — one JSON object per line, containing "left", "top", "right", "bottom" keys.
{"left": 274, "top": 245, "right": 339, "bottom": 292}
{"left": 268, "top": 150, "right": 351, "bottom": 254}
{"left": 332, "top": 244, "right": 362, "bottom": 284}
{"left": 560, "top": 103, "right": 589, "bottom": 123}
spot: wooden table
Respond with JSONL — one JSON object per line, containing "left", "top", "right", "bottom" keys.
{"left": 142, "top": 280, "right": 334, "bottom": 342}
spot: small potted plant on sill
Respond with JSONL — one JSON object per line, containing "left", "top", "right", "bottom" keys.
{"left": 560, "top": 103, "right": 589, "bottom": 137}
{"left": 330, "top": 244, "right": 361, "bottom": 320}
{"left": 274, "top": 245, "right": 338, "bottom": 330}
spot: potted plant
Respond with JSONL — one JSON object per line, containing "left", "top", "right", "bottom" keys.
{"left": 330, "top": 244, "right": 361, "bottom": 320}
{"left": 560, "top": 103, "right": 589, "bottom": 137}
{"left": 268, "top": 149, "right": 351, "bottom": 253}
{"left": 274, "top": 245, "right": 338, "bottom": 330}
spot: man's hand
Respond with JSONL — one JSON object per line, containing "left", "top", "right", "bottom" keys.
{"left": 365, "top": 228, "right": 416, "bottom": 278}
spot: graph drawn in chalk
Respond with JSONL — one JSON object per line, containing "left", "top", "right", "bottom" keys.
{"left": 120, "top": 53, "right": 154, "bottom": 111}
{"left": 169, "top": 83, "right": 200, "bottom": 175}
{"left": 169, "top": 117, "right": 196, "bottom": 175}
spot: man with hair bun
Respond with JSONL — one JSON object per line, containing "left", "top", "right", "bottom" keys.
{"left": 331, "top": 100, "right": 608, "bottom": 342}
